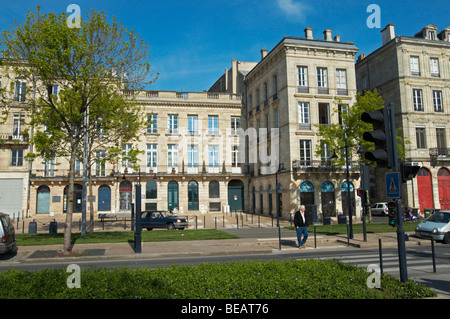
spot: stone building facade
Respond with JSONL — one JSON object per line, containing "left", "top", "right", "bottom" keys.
{"left": 355, "top": 24, "right": 450, "bottom": 212}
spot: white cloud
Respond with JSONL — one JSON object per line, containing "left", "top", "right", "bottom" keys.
{"left": 277, "top": 0, "right": 311, "bottom": 22}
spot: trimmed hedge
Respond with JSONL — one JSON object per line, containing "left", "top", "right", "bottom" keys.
{"left": 0, "top": 259, "right": 435, "bottom": 299}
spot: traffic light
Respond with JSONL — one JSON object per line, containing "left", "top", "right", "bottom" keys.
{"left": 401, "top": 163, "right": 420, "bottom": 183}
{"left": 361, "top": 108, "right": 394, "bottom": 168}
{"left": 357, "top": 188, "right": 363, "bottom": 197}
{"left": 387, "top": 201, "right": 397, "bottom": 227}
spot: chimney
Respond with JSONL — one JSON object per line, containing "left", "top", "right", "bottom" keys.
{"left": 381, "top": 24, "right": 395, "bottom": 45}
{"left": 323, "top": 29, "right": 332, "bottom": 41}
{"left": 304, "top": 27, "right": 313, "bottom": 39}
{"left": 260, "top": 49, "right": 268, "bottom": 60}
{"left": 334, "top": 35, "right": 340, "bottom": 42}
{"left": 357, "top": 54, "right": 366, "bottom": 62}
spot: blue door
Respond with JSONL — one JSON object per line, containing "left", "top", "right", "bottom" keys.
{"left": 168, "top": 180, "right": 179, "bottom": 210}
{"left": 98, "top": 185, "right": 111, "bottom": 212}
{"left": 36, "top": 185, "right": 50, "bottom": 214}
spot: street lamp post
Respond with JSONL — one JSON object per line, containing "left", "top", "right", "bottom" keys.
{"left": 275, "top": 163, "right": 286, "bottom": 250}
{"left": 331, "top": 138, "right": 354, "bottom": 239}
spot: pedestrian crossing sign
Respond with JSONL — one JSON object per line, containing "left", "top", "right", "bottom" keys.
{"left": 386, "top": 172, "right": 400, "bottom": 198}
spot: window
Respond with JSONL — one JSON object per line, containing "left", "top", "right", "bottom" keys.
{"left": 48, "top": 85, "right": 58, "bottom": 98}
{"left": 14, "top": 80, "right": 26, "bottom": 102}
{"left": 430, "top": 58, "right": 440, "bottom": 77}
{"left": 208, "top": 115, "right": 218, "bottom": 135}
{"left": 231, "top": 145, "right": 239, "bottom": 167}
{"left": 433, "top": 90, "right": 443, "bottom": 112}
{"left": 75, "top": 159, "right": 81, "bottom": 176}
{"left": 147, "top": 113, "right": 157, "bottom": 133}
{"left": 317, "top": 67, "right": 328, "bottom": 90}
{"left": 416, "top": 127, "right": 427, "bottom": 149}
{"left": 299, "top": 140, "right": 311, "bottom": 166}
{"left": 274, "top": 109, "right": 279, "bottom": 128}
{"left": 428, "top": 31, "right": 435, "bottom": 40}
{"left": 209, "top": 180, "right": 220, "bottom": 198}
{"left": 298, "top": 102, "right": 310, "bottom": 129}
{"left": 146, "top": 144, "right": 157, "bottom": 168}
{"left": 410, "top": 56, "right": 420, "bottom": 76}
{"left": 208, "top": 145, "right": 219, "bottom": 167}
{"left": 297, "top": 66, "right": 308, "bottom": 87}
{"left": 168, "top": 144, "right": 178, "bottom": 168}
{"left": 95, "top": 151, "right": 106, "bottom": 176}
{"left": 264, "top": 82, "right": 268, "bottom": 105}
{"left": 168, "top": 114, "right": 178, "bottom": 134}
{"left": 413, "top": 89, "right": 423, "bottom": 111}
{"left": 231, "top": 117, "right": 240, "bottom": 135}
{"left": 44, "top": 156, "right": 56, "bottom": 177}
{"left": 436, "top": 127, "right": 447, "bottom": 150}
{"left": 320, "top": 141, "right": 331, "bottom": 166}
{"left": 336, "top": 69, "right": 347, "bottom": 95}
{"left": 318, "top": 103, "right": 330, "bottom": 125}
{"left": 11, "top": 149, "right": 23, "bottom": 166}
{"left": 188, "top": 115, "right": 198, "bottom": 135}
{"left": 273, "top": 75, "right": 278, "bottom": 99}
{"left": 146, "top": 180, "right": 157, "bottom": 199}
{"left": 122, "top": 144, "right": 132, "bottom": 169}
{"left": 187, "top": 145, "right": 198, "bottom": 167}
{"left": 12, "top": 114, "right": 25, "bottom": 139}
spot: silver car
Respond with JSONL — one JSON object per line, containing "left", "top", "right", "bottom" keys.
{"left": 370, "top": 202, "right": 389, "bottom": 216}
{"left": 0, "top": 213, "right": 16, "bottom": 254}
{"left": 415, "top": 210, "right": 450, "bottom": 244}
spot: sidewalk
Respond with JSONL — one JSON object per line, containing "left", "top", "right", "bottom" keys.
{"left": 8, "top": 229, "right": 425, "bottom": 264}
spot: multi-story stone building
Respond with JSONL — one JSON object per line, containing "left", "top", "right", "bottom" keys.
{"left": 355, "top": 24, "right": 450, "bottom": 212}
{"left": 1, "top": 27, "right": 366, "bottom": 223}
{"left": 240, "top": 27, "right": 361, "bottom": 221}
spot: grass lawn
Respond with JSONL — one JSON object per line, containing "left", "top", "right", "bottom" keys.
{"left": 15, "top": 229, "right": 238, "bottom": 246}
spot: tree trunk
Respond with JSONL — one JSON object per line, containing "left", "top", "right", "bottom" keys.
{"left": 88, "top": 169, "right": 94, "bottom": 232}
{"left": 63, "top": 145, "right": 76, "bottom": 252}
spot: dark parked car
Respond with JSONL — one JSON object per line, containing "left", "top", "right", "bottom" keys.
{"left": 0, "top": 213, "right": 16, "bottom": 254}
{"left": 141, "top": 210, "right": 189, "bottom": 230}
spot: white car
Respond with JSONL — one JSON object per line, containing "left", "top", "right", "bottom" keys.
{"left": 415, "top": 210, "right": 450, "bottom": 244}
{"left": 370, "top": 202, "right": 389, "bottom": 216}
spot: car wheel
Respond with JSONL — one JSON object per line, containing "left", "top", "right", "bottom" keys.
{"left": 443, "top": 232, "right": 450, "bottom": 244}
{"left": 167, "top": 223, "right": 175, "bottom": 230}
{"left": 146, "top": 228, "right": 153, "bottom": 231}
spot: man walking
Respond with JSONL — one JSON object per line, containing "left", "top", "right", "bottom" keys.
{"left": 294, "top": 205, "right": 309, "bottom": 249}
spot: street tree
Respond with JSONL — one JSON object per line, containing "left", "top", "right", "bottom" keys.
{"left": 315, "top": 89, "right": 409, "bottom": 167}
{"left": 0, "top": 7, "right": 156, "bottom": 252}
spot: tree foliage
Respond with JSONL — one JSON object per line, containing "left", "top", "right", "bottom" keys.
{"left": 315, "top": 89, "right": 408, "bottom": 167}
{"left": 0, "top": 7, "right": 155, "bottom": 251}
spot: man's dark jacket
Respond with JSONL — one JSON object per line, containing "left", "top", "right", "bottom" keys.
{"left": 294, "top": 210, "right": 310, "bottom": 227}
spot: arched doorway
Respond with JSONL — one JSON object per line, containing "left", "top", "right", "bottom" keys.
{"left": 417, "top": 167, "right": 434, "bottom": 212}
{"left": 168, "top": 180, "right": 179, "bottom": 210}
{"left": 36, "top": 185, "right": 50, "bottom": 214}
{"left": 300, "top": 181, "right": 314, "bottom": 205}
{"left": 437, "top": 167, "right": 450, "bottom": 210}
{"left": 119, "top": 180, "right": 132, "bottom": 211}
{"left": 98, "top": 185, "right": 111, "bottom": 212}
{"left": 64, "top": 184, "right": 83, "bottom": 213}
{"left": 341, "top": 181, "right": 355, "bottom": 216}
{"left": 228, "top": 180, "right": 244, "bottom": 211}
{"left": 321, "top": 181, "right": 335, "bottom": 216}
{"left": 188, "top": 180, "right": 199, "bottom": 211}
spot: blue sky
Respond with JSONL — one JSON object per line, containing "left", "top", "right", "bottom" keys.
{"left": 1, "top": 0, "right": 449, "bottom": 92}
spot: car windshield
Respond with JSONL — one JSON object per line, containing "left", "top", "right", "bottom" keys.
{"left": 427, "top": 212, "right": 450, "bottom": 224}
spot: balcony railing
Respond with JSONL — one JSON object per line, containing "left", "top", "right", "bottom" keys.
{"left": 292, "top": 160, "right": 360, "bottom": 172}
{"left": 430, "top": 148, "right": 450, "bottom": 157}
{"left": 30, "top": 164, "right": 247, "bottom": 179}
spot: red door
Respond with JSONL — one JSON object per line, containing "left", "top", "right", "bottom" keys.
{"left": 437, "top": 168, "right": 450, "bottom": 210}
{"left": 417, "top": 168, "right": 434, "bottom": 213}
